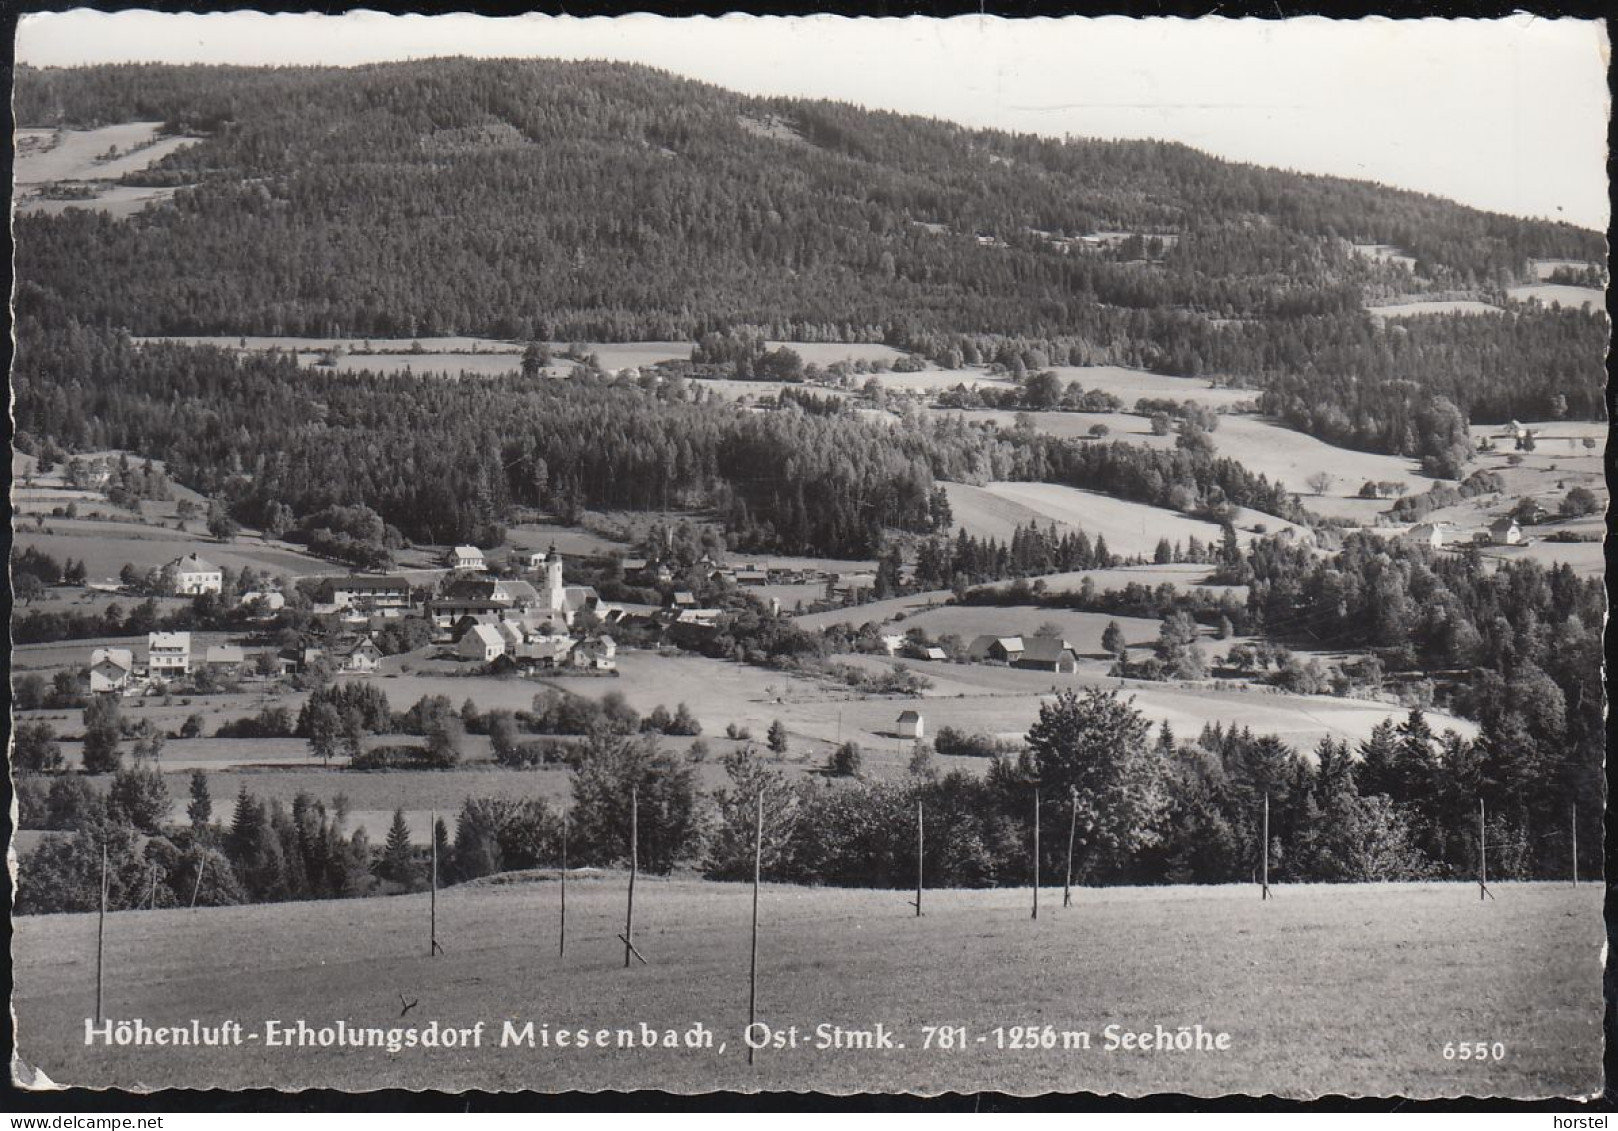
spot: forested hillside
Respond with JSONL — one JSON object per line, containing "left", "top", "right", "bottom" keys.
{"left": 12, "top": 58, "right": 1606, "bottom": 460}
{"left": 11, "top": 323, "right": 1305, "bottom": 557}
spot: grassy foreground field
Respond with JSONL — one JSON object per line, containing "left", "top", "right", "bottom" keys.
{"left": 12, "top": 880, "right": 1599, "bottom": 1097}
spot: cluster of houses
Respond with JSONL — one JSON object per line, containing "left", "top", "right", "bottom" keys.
{"left": 88, "top": 632, "right": 249, "bottom": 694}
{"left": 1397, "top": 517, "right": 1522, "bottom": 551}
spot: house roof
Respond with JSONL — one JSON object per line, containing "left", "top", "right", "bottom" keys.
{"left": 333, "top": 575, "right": 409, "bottom": 591}
{"left": 91, "top": 647, "right": 134, "bottom": 671}
{"left": 1489, "top": 516, "right": 1519, "bottom": 532}
{"left": 1020, "top": 637, "right": 1077, "bottom": 663}
{"left": 173, "top": 553, "right": 220, "bottom": 573}
{"left": 969, "top": 634, "right": 1025, "bottom": 654}
{"left": 204, "top": 645, "right": 246, "bottom": 664}
{"left": 465, "top": 624, "right": 505, "bottom": 648}
{"left": 148, "top": 631, "right": 191, "bottom": 649}
{"left": 897, "top": 709, "right": 922, "bottom": 722}
{"left": 453, "top": 545, "right": 484, "bottom": 557}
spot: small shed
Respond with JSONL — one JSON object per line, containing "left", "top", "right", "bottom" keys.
{"left": 897, "top": 709, "right": 925, "bottom": 740}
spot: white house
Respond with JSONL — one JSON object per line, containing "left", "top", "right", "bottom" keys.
{"left": 330, "top": 575, "right": 412, "bottom": 611}
{"left": 448, "top": 545, "right": 487, "bottom": 572}
{"left": 1400, "top": 523, "right": 1444, "bottom": 549}
{"left": 335, "top": 635, "right": 384, "bottom": 674}
{"left": 458, "top": 623, "right": 507, "bottom": 662}
{"left": 89, "top": 647, "right": 135, "bottom": 694}
{"left": 897, "top": 709, "right": 925, "bottom": 740}
{"left": 1488, "top": 517, "right": 1522, "bottom": 546}
{"left": 147, "top": 632, "right": 192, "bottom": 678}
{"left": 168, "top": 553, "right": 223, "bottom": 596}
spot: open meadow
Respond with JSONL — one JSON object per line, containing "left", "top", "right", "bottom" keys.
{"left": 942, "top": 482, "right": 1278, "bottom": 560}
{"left": 11, "top": 879, "right": 1599, "bottom": 1096}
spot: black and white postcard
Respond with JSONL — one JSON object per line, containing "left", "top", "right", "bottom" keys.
{"left": 8, "top": 11, "right": 1608, "bottom": 1100}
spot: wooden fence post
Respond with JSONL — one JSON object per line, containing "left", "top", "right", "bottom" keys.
{"left": 1477, "top": 798, "right": 1494, "bottom": 901}
{"left": 189, "top": 854, "right": 206, "bottom": 909}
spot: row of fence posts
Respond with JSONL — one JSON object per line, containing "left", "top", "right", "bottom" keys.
{"left": 91, "top": 791, "right": 1584, "bottom": 1030}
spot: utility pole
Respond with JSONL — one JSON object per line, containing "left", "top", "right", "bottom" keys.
{"left": 1477, "top": 798, "right": 1494, "bottom": 901}
{"left": 1063, "top": 788, "right": 1077, "bottom": 909}
{"left": 1031, "top": 787, "right": 1040, "bottom": 921}
{"left": 748, "top": 791, "right": 763, "bottom": 1067}
{"left": 430, "top": 809, "right": 443, "bottom": 955}
{"left": 96, "top": 843, "right": 107, "bottom": 1024}
{"left": 559, "top": 814, "right": 568, "bottom": 959}
{"left": 1260, "top": 794, "right": 1271, "bottom": 901}
{"left": 624, "top": 784, "right": 639, "bottom": 969}
{"left": 914, "top": 800, "right": 924, "bottom": 918}
{"left": 1571, "top": 803, "right": 1578, "bottom": 888}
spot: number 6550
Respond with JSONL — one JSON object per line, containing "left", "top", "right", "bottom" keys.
{"left": 1443, "top": 1041, "right": 1505, "bottom": 1061}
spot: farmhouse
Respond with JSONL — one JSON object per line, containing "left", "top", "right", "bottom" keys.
{"left": 880, "top": 634, "right": 906, "bottom": 656}
{"left": 334, "top": 635, "right": 383, "bottom": 674}
{"left": 89, "top": 647, "right": 135, "bottom": 694}
{"left": 897, "top": 709, "right": 925, "bottom": 740}
{"left": 569, "top": 634, "right": 618, "bottom": 672}
{"left": 1399, "top": 523, "right": 1445, "bottom": 550}
{"left": 1487, "top": 517, "right": 1522, "bottom": 546}
{"left": 147, "top": 631, "right": 192, "bottom": 678}
{"left": 329, "top": 575, "right": 412, "bottom": 612}
{"left": 968, "top": 634, "right": 1025, "bottom": 664}
{"left": 459, "top": 623, "right": 507, "bottom": 663}
{"left": 167, "top": 553, "right": 223, "bottom": 596}
{"left": 1015, "top": 637, "right": 1079, "bottom": 674}
{"left": 447, "top": 545, "right": 487, "bottom": 572}
{"left": 921, "top": 646, "right": 949, "bottom": 662}
{"left": 203, "top": 644, "right": 246, "bottom": 671}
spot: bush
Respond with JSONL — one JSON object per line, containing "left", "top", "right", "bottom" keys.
{"left": 827, "top": 741, "right": 863, "bottom": 777}
{"left": 215, "top": 706, "right": 294, "bottom": 738}
{"left": 932, "top": 726, "right": 1002, "bottom": 759}
{"left": 14, "top": 720, "right": 64, "bottom": 773}
{"left": 109, "top": 766, "right": 171, "bottom": 833}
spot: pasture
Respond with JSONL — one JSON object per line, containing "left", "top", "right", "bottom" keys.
{"left": 11, "top": 879, "right": 1598, "bottom": 1096}
{"left": 815, "top": 657, "right": 1477, "bottom": 759}
{"left": 941, "top": 482, "right": 1263, "bottom": 560}
{"left": 1366, "top": 300, "right": 1503, "bottom": 320}
{"left": 12, "top": 525, "right": 330, "bottom": 580}
{"left": 1506, "top": 284, "right": 1604, "bottom": 311}
{"left": 14, "top": 124, "right": 199, "bottom": 217}
{"left": 857, "top": 605, "right": 1163, "bottom": 657}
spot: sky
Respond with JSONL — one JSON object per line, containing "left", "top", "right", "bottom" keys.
{"left": 15, "top": 11, "right": 1612, "bottom": 231}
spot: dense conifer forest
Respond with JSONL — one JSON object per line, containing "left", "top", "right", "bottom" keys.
{"left": 13, "top": 59, "right": 1607, "bottom": 465}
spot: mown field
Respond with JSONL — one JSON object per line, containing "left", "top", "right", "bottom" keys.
{"left": 11, "top": 879, "right": 1599, "bottom": 1097}
{"left": 941, "top": 482, "right": 1273, "bottom": 559}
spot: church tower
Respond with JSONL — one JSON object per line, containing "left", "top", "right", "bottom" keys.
{"left": 545, "top": 552, "right": 566, "bottom": 614}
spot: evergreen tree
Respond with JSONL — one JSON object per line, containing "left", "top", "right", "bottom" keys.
{"left": 379, "top": 808, "right": 417, "bottom": 886}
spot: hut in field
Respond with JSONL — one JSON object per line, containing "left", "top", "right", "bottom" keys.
{"left": 897, "top": 709, "right": 925, "bottom": 740}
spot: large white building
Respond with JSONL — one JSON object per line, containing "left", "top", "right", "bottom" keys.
{"left": 168, "top": 553, "right": 223, "bottom": 595}
{"left": 147, "top": 632, "right": 192, "bottom": 678}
